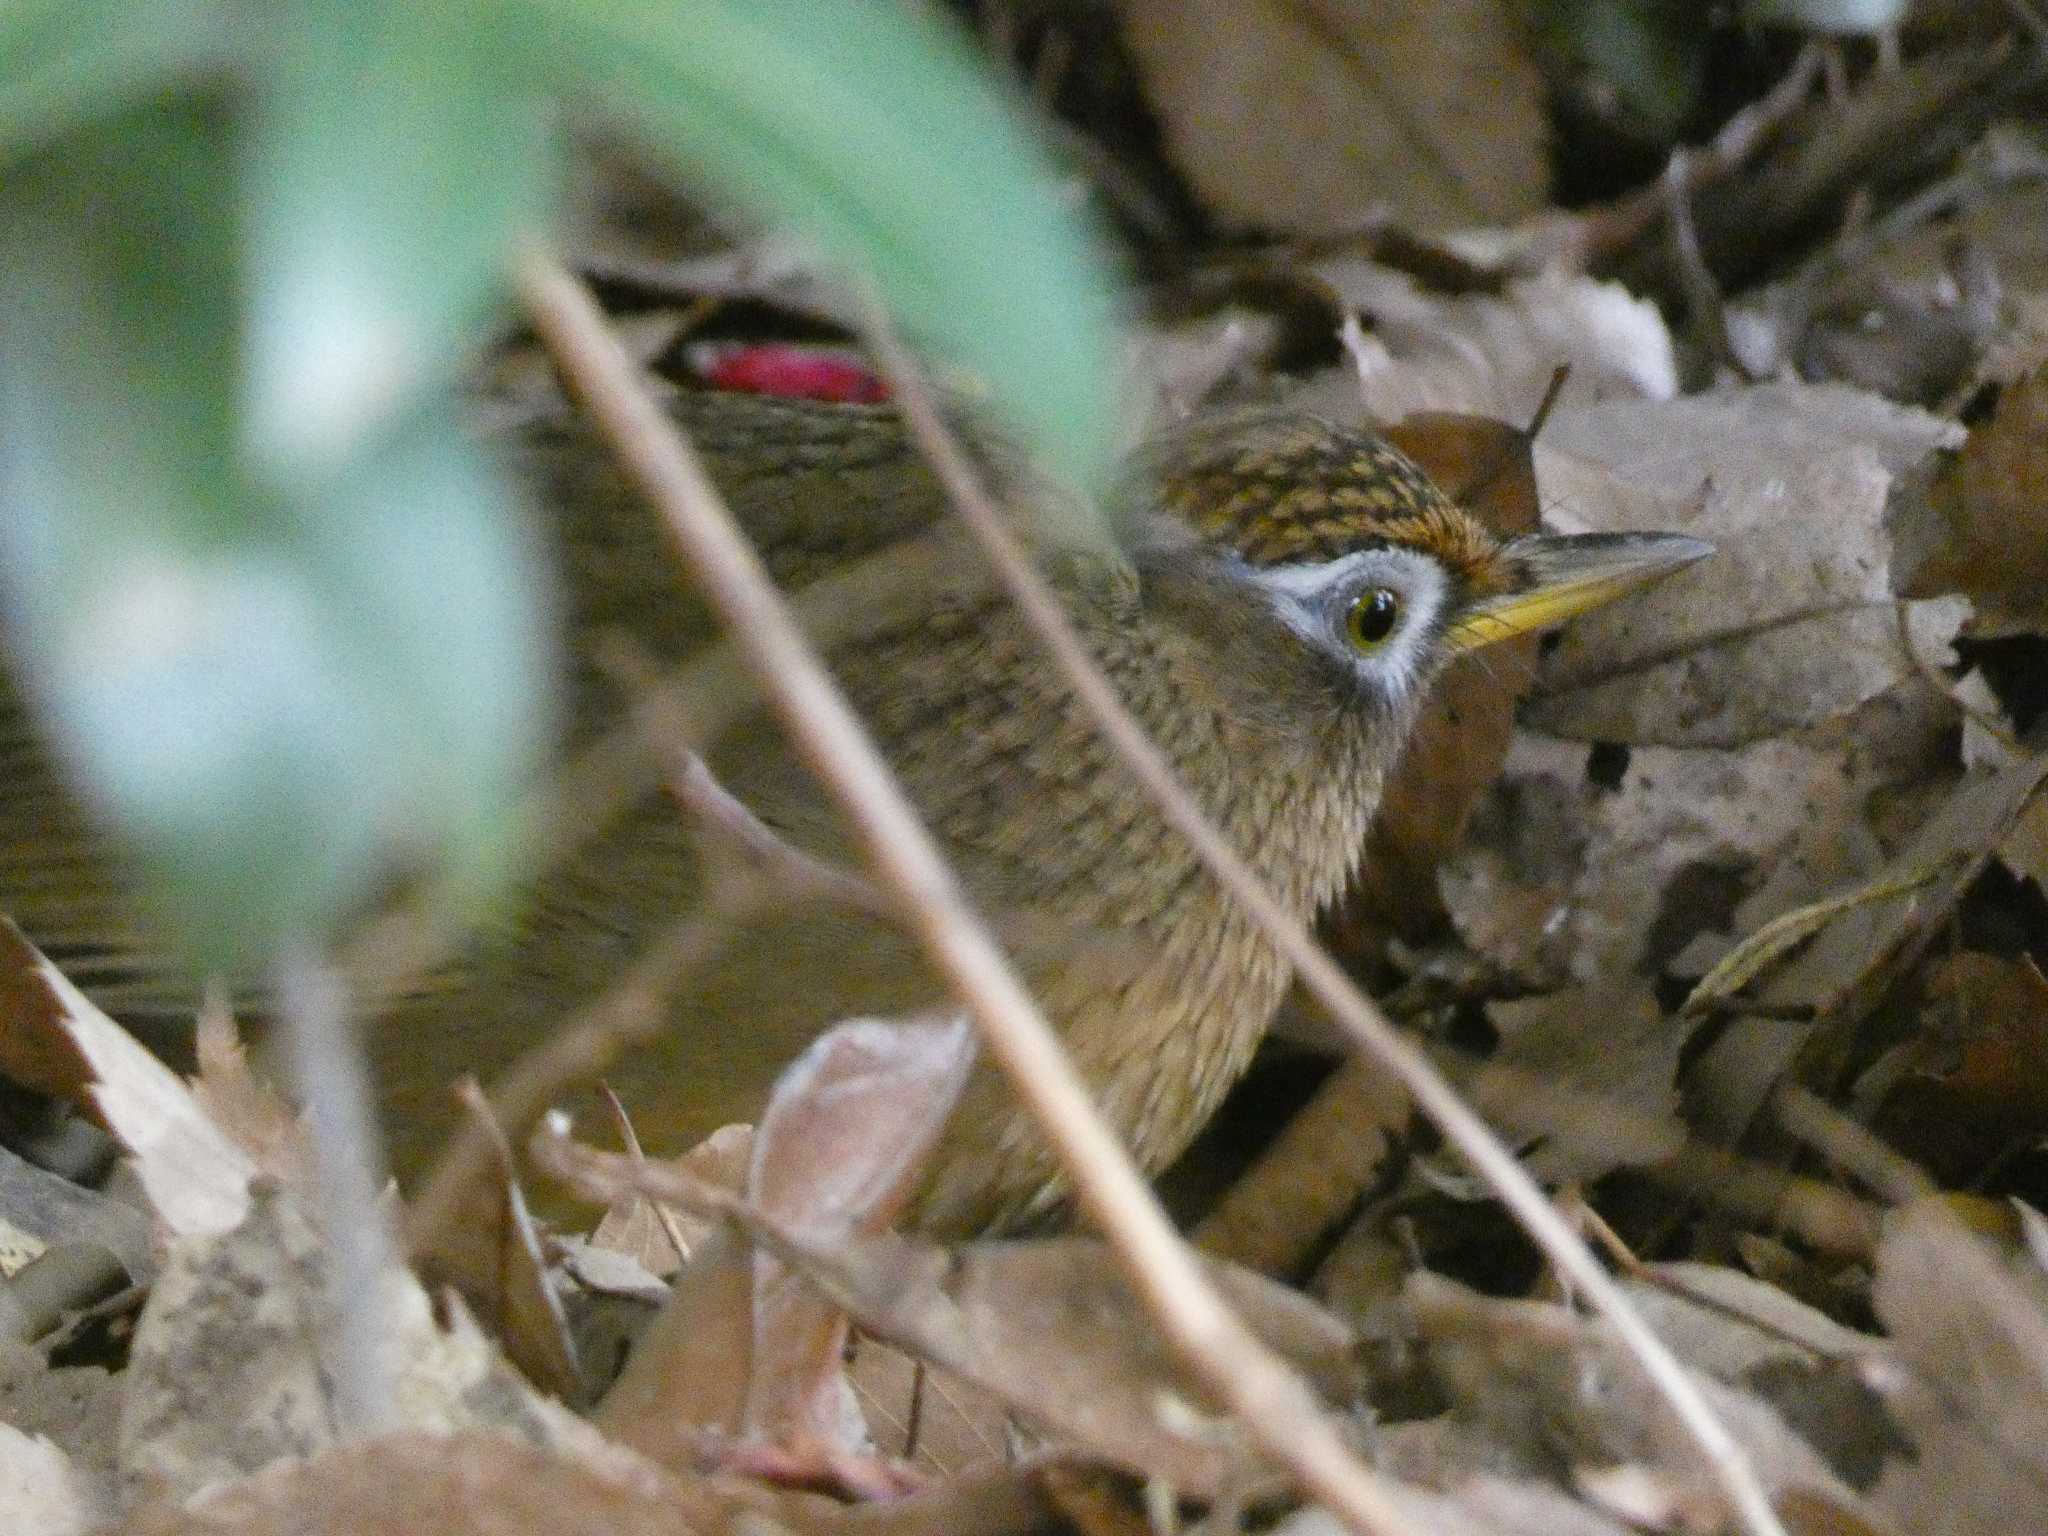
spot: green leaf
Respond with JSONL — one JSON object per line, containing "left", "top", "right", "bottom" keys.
{"left": 0, "top": 0, "right": 224, "bottom": 158}
{"left": 507, "top": 0, "right": 1124, "bottom": 499}
{"left": 243, "top": 0, "right": 557, "bottom": 474}
{"left": 1744, "top": 0, "right": 1908, "bottom": 34}
{"left": 1535, "top": 0, "right": 1709, "bottom": 144}
{"left": 0, "top": 98, "right": 556, "bottom": 965}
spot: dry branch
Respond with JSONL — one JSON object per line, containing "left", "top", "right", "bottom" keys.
{"left": 862, "top": 314, "right": 1790, "bottom": 1536}
{"left": 515, "top": 252, "right": 1425, "bottom": 1536}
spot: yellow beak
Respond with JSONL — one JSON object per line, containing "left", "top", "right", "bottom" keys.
{"left": 1442, "top": 531, "right": 1713, "bottom": 654}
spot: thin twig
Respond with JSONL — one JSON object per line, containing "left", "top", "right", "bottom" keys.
{"left": 404, "top": 910, "right": 732, "bottom": 1262}
{"left": 600, "top": 1084, "right": 695, "bottom": 1270}
{"left": 406, "top": 651, "right": 895, "bottom": 1264}
{"left": 1775, "top": 1085, "right": 1935, "bottom": 1206}
{"left": 592, "top": 630, "right": 890, "bottom": 915}
{"left": 514, "top": 252, "right": 1424, "bottom": 1536}
{"left": 341, "top": 527, "right": 970, "bottom": 1021}
{"left": 862, "top": 319, "right": 1789, "bottom": 1536}
{"left": 1663, "top": 149, "right": 1741, "bottom": 376}
{"left": 272, "top": 940, "right": 397, "bottom": 1434}
{"left": 1578, "top": 45, "right": 1823, "bottom": 262}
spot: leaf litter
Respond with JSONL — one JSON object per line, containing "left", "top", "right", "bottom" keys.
{"left": 10, "top": 12, "right": 2048, "bottom": 1536}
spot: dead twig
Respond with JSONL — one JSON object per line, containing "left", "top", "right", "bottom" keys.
{"left": 341, "top": 527, "right": 968, "bottom": 1024}
{"left": 1664, "top": 149, "right": 1741, "bottom": 377}
{"left": 1775, "top": 1084, "right": 1935, "bottom": 1207}
{"left": 514, "top": 252, "right": 1425, "bottom": 1536}
{"left": 404, "top": 909, "right": 731, "bottom": 1264}
{"left": 1577, "top": 44, "right": 1823, "bottom": 262}
{"left": 863, "top": 316, "right": 1790, "bottom": 1536}
{"left": 272, "top": 940, "right": 397, "bottom": 1435}
{"left": 406, "top": 680, "right": 889, "bottom": 1265}
{"left": 592, "top": 630, "right": 890, "bottom": 916}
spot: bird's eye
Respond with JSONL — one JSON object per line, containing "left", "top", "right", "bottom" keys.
{"left": 1346, "top": 587, "right": 1401, "bottom": 651}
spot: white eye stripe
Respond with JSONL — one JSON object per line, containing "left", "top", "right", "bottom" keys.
{"left": 1246, "top": 548, "right": 1448, "bottom": 700}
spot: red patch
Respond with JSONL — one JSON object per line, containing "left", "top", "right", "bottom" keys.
{"left": 696, "top": 343, "right": 890, "bottom": 405}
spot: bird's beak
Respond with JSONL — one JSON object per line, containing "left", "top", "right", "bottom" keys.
{"left": 1441, "top": 531, "right": 1713, "bottom": 655}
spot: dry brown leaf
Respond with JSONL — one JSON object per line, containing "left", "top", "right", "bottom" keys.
{"left": 1409, "top": 1272, "right": 1872, "bottom": 1531}
{"left": 1113, "top": 0, "right": 1547, "bottom": 235}
{"left": 1870, "top": 951, "right": 2048, "bottom": 1185}
{"left": 112, "top": 1430, "right": 829, "bottom": 1536}
{"left": 437, "top": 1085, "right": 584, "bottom": 1403}
{"left": 743, "top": 1014, "right": 975, "bottom": 1442}
{"left": 1865, "top": 1201, "right": 2048, "bottom": 1536}
{"left": 2000, "top": 782, "right": 2048, "bottom": 887}
{"left": 846, "top": 1339, "right": 1012, "bottom": 1478}
{"left": 595, "top": 1015, "right": 975, "bottom": 1460}
{"left": 1442, "top": 727, "right": 1894, "bottom": 992}
{"left": 590, "top": 1122, "right": 751, "bottom": 1279}
{"left": 765, "top": 1231, "right": 1356, "bottom": 1499}
{"left": 593, "top": 1223, "right": 756, "bottom": 1451}
{"left": 1687, "top": 743, "right": 2048, "bottom": 1146}
{"left": 0, "top": 919, "right": 251, "bottom": 1239}
{"left": 1527, "top": 383, "right": 1966, "bottom": 748}
{"left": 1276, "top": 1472, "right": 1639, "bottom": 1536}
{"left": 535, "top": 1112, "right": 1370, "bottom": 1507}
{"left": 1893, "top": 364, "right": 2048, "bottom": 634}
{"left": 186, "top": 997, "right": 303, "bottom": 1183}
{"left": 1471, "top": 984, "right": 1689, "bottom": 1186}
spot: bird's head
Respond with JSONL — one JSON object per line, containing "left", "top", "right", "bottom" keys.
{"left": 1126, "top": 409, "right": 1707, "bottom": 720}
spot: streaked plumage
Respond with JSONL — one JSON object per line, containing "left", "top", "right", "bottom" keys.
{"left": 0, "top": 390, "right": 1696, "bottom": 1234}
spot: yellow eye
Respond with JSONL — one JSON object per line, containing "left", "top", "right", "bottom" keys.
{"left": 1346, "top": 587, "right": 1401, "bottom": 650}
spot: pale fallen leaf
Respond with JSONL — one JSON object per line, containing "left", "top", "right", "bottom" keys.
{"left": 0, "top": 1343, "right": 120, "bottom": 1515}
{"left": 1289, "top": 268, "right": 1675, "bottom": 423}
{"left": 1442, "top": 727, "right": 1898, "bottom": 991}
{"left": 117, "top": 1181, "right": 599, "bottom": 1511}
{"left": 0, "top": 918, "right": 252, "bottom": 1239}
{"left": 1866, "top": 1200, "right": 2048, "bottom": 1536}
{"left": 1526, "top": 382, "right": 1967, "bottom": 747}
{"left": 0, "top": 1422, "right": 98, "bottom": 1536}
{"left": 111, "top": 1430, "right": 820, "bottom": 1536}
{"left": 1113, "top": 0, "right": 1547, "bottom": 235}
{"left": 0, "top": 1138, "right": 152, "bottom": 1285}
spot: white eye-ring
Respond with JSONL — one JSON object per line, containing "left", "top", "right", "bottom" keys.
{"left": 1250, "top": 547, "right": 1448, "bottom": 700}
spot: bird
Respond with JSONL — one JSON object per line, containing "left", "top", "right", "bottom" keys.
{"left": 0, "top": 386, "right": 1705, "bottom": 1236}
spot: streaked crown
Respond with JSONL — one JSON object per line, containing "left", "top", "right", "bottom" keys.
{"left": 1140, "top": 410, "right": 1517, "bottom": 600}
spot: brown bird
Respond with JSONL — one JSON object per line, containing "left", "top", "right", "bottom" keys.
{"left": 0, "top": 389, "right": 1704, "bottom": 1235}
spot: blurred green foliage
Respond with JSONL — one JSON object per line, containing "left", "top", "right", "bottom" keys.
{"left": 1532, "top": 0, "right": 1908, "bottom": 148}
{"left": 0, "top": 0, "right": 1120, "bottom": 969}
